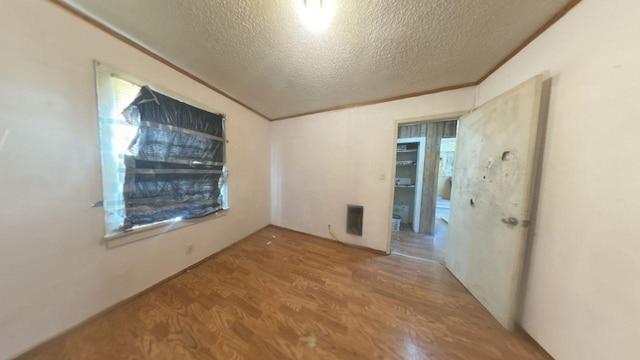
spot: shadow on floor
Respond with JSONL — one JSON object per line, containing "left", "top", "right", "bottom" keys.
{"left": 390, "top": 198, "right": 449, "bottom": 262}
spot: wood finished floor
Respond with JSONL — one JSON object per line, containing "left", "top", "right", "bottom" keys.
{"left": 391, "top": 219, "right": 448, "bottom": 262}
{"left": 19, "top": 226, "right": 548, "bottom": 360}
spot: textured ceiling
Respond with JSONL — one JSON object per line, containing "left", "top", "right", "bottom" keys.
{"left": 62, "top": 0, "right": 573, "bottom": 120}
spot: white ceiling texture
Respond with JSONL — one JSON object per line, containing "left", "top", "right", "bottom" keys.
{"left": 62, "top": 0, "right": 573, "bottom": 120}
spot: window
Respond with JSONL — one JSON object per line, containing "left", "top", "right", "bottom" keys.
{"left": 95, "top": 62, "right": 227, "bottom": 238}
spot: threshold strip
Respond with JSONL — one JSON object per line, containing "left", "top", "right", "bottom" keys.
{"left": 390, "top": 251, "right": 443, "bottom": 265}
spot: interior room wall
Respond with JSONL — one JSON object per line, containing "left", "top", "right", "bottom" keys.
{"left": 270, "top": 88, "right": 475, "bottom": 252}
{"left": 0, "top": 1, "right": 271, "bottom": 358}
{"left": 476, "top": 1, "right": 640, "bottom": 359}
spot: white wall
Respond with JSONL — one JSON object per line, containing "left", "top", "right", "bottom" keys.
{"left": 271, "top": 88, "right": 475, "bottom": 251}
{"left": 476, "top": 1, "right": 640, "bottom": 359}
{"left": 0, "top": 1, "right": 270, "bottom": 358}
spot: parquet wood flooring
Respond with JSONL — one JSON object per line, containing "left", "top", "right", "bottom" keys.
{"left": 391, "top": 219, "right": 448, "bottom": 262}
{"left": 18, "top": 226, "right": 549, "bottom": 360}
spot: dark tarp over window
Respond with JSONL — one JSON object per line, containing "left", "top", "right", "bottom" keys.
{"left": 122, "top": 86, "right": 225, "bottom": 230}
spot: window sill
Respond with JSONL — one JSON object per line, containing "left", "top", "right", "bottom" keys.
{"left": 103, "top": 210, "right": 228, "bottom": 249}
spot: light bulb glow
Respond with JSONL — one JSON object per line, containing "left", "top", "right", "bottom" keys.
{"left": 297, "top": 0, "right": 335, "bottom": 32}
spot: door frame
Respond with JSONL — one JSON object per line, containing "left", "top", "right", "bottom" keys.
{"left": 385, "top": 111, "right": 467, "bottom": 254}
{"left": 396, "top": 137, "right": 426, "bottom": 232}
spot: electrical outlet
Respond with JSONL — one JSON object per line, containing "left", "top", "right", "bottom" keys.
{"left": 186, "top": 243, "right": 195, "bottom": 254}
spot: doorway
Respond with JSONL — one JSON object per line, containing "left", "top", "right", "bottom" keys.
{"left": 390, "top": 119, "right": 458, "bottom": 262}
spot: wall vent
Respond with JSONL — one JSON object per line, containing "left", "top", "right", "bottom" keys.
{"left": 346, "top": 205, "right": 363, "bottom": 236}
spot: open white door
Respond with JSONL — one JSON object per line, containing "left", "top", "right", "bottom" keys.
{"left": 445, "top": 75, "right": 544, "bottom": 329}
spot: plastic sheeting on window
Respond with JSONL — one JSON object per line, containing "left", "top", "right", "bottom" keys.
{"left": 121, "top": 86, "right": 226, "bottom": 230}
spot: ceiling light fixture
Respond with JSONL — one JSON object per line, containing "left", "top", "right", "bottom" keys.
{"left": 296, "top": 0, "right": 335, "bottom": 32}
